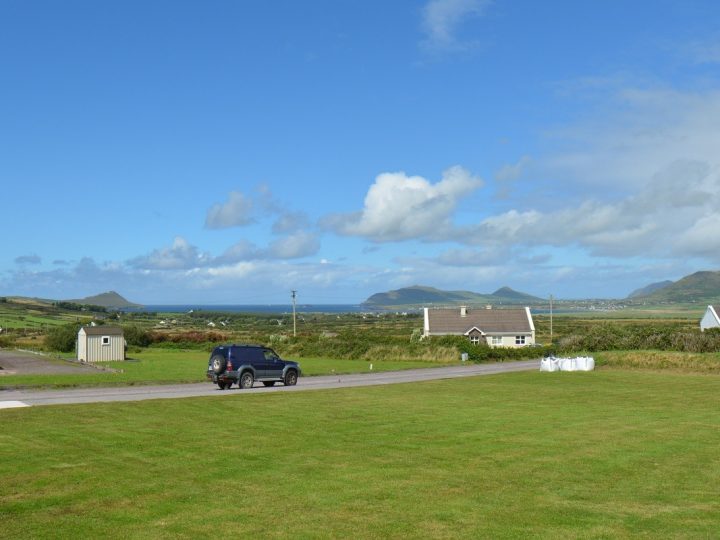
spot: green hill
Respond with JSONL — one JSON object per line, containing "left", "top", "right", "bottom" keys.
{"left": 491, "top": 286, "right": 543, "bottom": 303}
{"left": 68, "top": 291, "right": 142, "bottom": 309}
{"left": 362, "top": 285, "right": 542, "bottom": 308}
{"left": 627, "top": 280, "right": 673, "bottom": 298}
{"left": 630, "top": 271, "right": 720, "bottom": 304}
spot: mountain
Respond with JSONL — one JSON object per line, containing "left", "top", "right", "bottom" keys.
{"left": 361, "top": 285, "right": 542, "bottom": 308}
{"left": 629, "top": 271, "right": 720, "bottom": 304}
{"left": 491, "top": 286, "right": 543, "bottom": 303}
{"left": 68, "top": 291, "right": 142, "bottom": 309}
{"left": 627, "top": 280, "right": 674, "bottom": 299}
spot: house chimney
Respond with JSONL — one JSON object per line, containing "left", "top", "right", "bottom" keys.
{"left": 460, "top": 306, "right": 467, "bottom": 317}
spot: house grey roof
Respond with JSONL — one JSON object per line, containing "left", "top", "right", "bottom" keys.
{"left": 80, "top": 326, "right": 124, "bottom": 335}
{"left": 426, "top": 307, "right": 532, "bottom": 334}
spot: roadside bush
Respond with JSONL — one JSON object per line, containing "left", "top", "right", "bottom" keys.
{"left": 428, "top": 335, "right": 555, "bottom": 363}
{"left": 149, "top": 330, "right": 229, "bottom": 346}
{"left": 123, "top": 325, "right": 152, "bottom": 347}
{"left": 555, "top": 323, "right": 720, "bottom": 353}
{"left": 44, "top": 323, "right": 82, "bottom": 353}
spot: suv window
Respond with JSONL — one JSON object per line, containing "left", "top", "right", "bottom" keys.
{"left": 263, "top": 349, "right": 279, "bottom": 361}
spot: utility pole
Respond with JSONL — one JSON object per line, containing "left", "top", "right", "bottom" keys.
{"left": 291, "top": 290, "right": 297, "bottom": 337}
{"left": 549, "top": 294, "right": 554, "bottom": 346}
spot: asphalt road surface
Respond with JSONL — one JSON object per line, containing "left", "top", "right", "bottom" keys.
{"left": 0, "top": 360, "right": 540, "bottom": 408}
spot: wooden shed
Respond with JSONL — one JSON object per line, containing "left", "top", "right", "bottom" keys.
{"left": 77, "top": 326, "right": 125, "bottom": 362}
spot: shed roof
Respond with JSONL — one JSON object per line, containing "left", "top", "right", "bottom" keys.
{"left": 80, "top": 326, "right": 124, "bottom": 336}
{"left": 426, "top": 307, "right": 532, "bottom": 334}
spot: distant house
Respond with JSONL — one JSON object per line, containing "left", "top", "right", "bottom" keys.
{"left": 77, "top": 326, "right": 125, "bottom": 362}
{"left": 423, "top": 306, "right": 535, "bottom": 347}
{"left": 700, "top": 305, "right": 720, "bottom": 331}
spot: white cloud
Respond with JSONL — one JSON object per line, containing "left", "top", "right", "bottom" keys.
{"left": 215, "top": 240, "right": 261, "bottom": 264}
{"left": 435, "top": 246, "right": 510, "bottom": 266}
{"left": 421, "top": 0, "right": 490, "bottom": 51}
{"left": 674, "top": 213, "right": 720, "bottom": 257}
{"left": 495, "top": 155, "right": 531, "bottom": 183}
{"left": 267, "top": 231, "right": 320, "bottom": 259}
{"left": 272, "top": 211, "right": 311, "bottom": 234}
{"left": 467, "top": 157, "right": 720, "bottom": 260}
{"left": 463, "top": 85, "right": 719, "bottom": 262}
{"left": 205, "top": 191, "right": 254, "bottom": 229}
{"left": 129, "top": 237, "right": 211, "bottom": 270}
{"left": 325, "top": 165, "right": 483, "bottom": 242}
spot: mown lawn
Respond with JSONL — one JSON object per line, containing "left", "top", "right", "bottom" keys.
{"left": 1, "top": 370, "right": 719, "bottom": 538}
{"left": 0, "top": 348, "right": 454, "bottom": 389}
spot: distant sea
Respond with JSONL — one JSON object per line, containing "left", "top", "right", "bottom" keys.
{"left": 123, "top": 304, "right": 388, "bottom": 314}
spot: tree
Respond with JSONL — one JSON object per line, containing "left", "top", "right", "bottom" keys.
{"left": 45, "top": 323, "right": 82, "bottom": 353}
{"left": 123, "top": 325, "right": 152, "bottom": 347}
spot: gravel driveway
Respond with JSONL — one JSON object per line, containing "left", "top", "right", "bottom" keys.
{"left": 0, "top": 349, "right": 100, "bottom": 375}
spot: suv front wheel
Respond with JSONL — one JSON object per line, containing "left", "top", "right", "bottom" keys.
{"left": 239, "top": 371, "right": 254, "bottom": 389}
{"left": 284, "top": 370, "right": 298, "bottom": 386}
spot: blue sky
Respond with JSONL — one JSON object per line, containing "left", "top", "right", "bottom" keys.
{"left": 2, "top": 0, "right": 720, "bottom": 304}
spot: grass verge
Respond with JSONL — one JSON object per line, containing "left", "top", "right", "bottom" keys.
{"left": 1, "top": 370, "right": 719, "bottom": 538}
{"left": 0, "top": 348, "right": 455, "bottom": 389}
{"left": 596, "top": 349, "right": 720, "bottom": 373}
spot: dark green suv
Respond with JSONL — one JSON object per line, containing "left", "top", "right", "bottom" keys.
{"left": 206, "top": 344, "right": 301, "bottom": 390}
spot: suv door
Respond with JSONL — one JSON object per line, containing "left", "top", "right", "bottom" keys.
{"left": 262, "top": 348, "right": 284, "bottom": 378}
{"left": 246, "top": 347, "right": 268, "bottom": 378}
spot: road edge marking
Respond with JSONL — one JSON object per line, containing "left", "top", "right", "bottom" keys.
{"left": 0, "top": 400, "right": 30, "bottom": 409}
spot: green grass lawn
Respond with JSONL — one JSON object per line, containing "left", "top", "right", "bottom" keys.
{"left": 0, "top": 348, "right": 455, "bottom": 389}
{"left": 1, "top": 370, "right": 719, "bottom": 538}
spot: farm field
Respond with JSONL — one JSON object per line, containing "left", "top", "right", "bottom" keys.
{"left": 1, "top": 370, "right": 719, "bottom": 538}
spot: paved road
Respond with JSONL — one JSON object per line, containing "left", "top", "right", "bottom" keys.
{"left": 0, "top": 360, "right": 540, "bottom": 408}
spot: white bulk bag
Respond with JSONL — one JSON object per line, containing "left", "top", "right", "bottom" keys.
{"left": 559, "top": 358, "right": 576, "bottom": 371}
{"left": 540, "top": 358, "right": 560, "bottom": 372}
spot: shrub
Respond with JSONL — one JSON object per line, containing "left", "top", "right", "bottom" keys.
{"left": 123, "top": 325, "right": 152, "bottom": 347}
{"left": 45, "top": 323, "right": 82, "bottom": 352}
{"left": 553, "top": 322, "right": 720, "bottom": 354}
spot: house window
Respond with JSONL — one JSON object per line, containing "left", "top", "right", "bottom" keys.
{"left": 491, "top": 336, "right": 502, "bottom": 346}
{"left": 515, "top": 335, "right": 526, "bottom": 345}
{"left": 102, "top": 336, "right": 110, "bottom": 346}
{"left": 469, "top": 335, "right": 480, "bottom": 345}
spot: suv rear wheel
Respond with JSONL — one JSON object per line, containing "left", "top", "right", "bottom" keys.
{"left": 239, "top": 371, "right": 254, "bottom": 389}
{"left": 284, "top": 370, "right": 298, "bottom": 386}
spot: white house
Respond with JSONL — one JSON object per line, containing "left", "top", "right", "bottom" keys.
{"left": 423, "top": 306, "right": 536, "bottom": 347}
{"left": 77, "top": 326, "right": 125, "bottom": 362}
{"left": 700, "top": 305, "right": 720, "bottom": 331}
